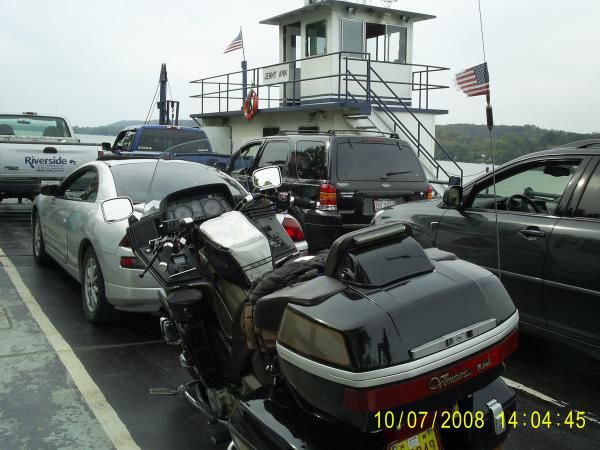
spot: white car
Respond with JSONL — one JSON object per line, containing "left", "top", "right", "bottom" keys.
{"left": 32, "top": 158, "right": 307, "bottom": 323}
{"left": 32, "top": 158, "right": 250, "bottom": 322}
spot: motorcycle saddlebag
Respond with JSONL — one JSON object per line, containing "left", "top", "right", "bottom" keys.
{"left": 200, "top": 211, "right": 273, "bottom": 287}
{"left": 165, "top": 288, "right": 205, "bottom": 323}
{"left": 241, "top": 253, "right": 329, "bottom": 351}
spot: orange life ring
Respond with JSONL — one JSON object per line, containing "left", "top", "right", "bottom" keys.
{"left": 243, "top": 89, "right": 259, "bottom": 121}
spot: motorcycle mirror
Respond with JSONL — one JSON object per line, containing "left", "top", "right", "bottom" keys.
{"left": 443, "top": 185, "right": 463, "bottom": 208}
{"left": 252, "top": 166, "right": 282, "bottom": 191}
{"left": 101, "top": 197, "right": 134, "bottom": 223}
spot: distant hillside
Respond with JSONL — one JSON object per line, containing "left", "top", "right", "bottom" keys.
{"left": 74, "top": 119, "right": 196, "bottom": 136}
{"left": 435, "top": 124, "right": 600, "bottom": 165}
{"left": 75, "top": 121, "right": 600, "bottom": 165}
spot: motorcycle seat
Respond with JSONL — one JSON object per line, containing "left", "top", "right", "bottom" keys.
{"left": 253, "top": 276, "right": 345, "bottom": 334}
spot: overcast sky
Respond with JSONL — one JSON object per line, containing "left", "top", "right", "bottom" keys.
{"left": 2, "top": 0, "right": 599, "bottom": 132}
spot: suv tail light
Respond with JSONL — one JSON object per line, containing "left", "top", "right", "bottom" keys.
{"left": 97, "top": 149, "right": 104, "bottom": 159}
{"left": 319, "top": 183, "right": 337, "bottom": 211}
{"left": 426, "top": 184, "right": 433, "bottom": 200}
{"left": 282, "top": 216, "right": 305, "bottom": 242}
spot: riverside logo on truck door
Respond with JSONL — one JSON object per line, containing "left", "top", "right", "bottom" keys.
{"left": 24, "top": 156, "right": 76, "bottom": 172}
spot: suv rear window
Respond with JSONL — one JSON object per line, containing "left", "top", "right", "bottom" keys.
{"left": 336, "top": 140, "right": 425, "bottom": 181}
{"left": 137, "top": 129, "right": 208, "bottom": 152}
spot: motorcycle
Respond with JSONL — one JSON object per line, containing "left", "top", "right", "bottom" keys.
{"left": 102, "top": 165, "right": 519, "bottom": 450}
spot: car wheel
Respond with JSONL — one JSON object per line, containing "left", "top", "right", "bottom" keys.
{"left": 32, "top": 212, "right": 50, "bottom": 265}
{"left": 81, "top": 247, "right": 117, "bottom": 323}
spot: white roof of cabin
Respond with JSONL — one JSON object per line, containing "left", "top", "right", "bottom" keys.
{"left": 260, "top": 0, "right": 435, "bottom": 25}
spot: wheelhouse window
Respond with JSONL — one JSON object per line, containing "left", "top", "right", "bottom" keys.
{"left": 386, "top": 25, "right": 407, "bottom": 63}
{"left": 341, "top": 19, "right": 363, "bottom": 54}
{"left": 365, "top": 23, "right": 407, "bottom": 63}
{"left": 306, "top": 20, "right": 327, "bottom": 56}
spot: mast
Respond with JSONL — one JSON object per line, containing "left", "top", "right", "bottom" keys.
{"left": 158, "top": 63, "right": 168, "bottom": 125}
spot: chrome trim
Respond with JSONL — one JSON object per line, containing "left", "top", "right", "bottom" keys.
{"left": 276, "top": 311, "right": 519, "bottom": 389}
{"left": 487, "top": 399, "right": 506, "bottom": 435}
{"left": 410, "top": 318, "right": 497, "bottom": 360}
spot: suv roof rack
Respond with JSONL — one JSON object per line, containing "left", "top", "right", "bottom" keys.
{"left": 326, "top": 129, "right": 400, "bottom": 139}
{"left": 277, "top": 130, "right": 331, "bottom": 136}
{"left": 558, "top": 139, "right": 600, "bottom": 149}
{"left": 276, "top": 129, "right": 400, "bottom": 139}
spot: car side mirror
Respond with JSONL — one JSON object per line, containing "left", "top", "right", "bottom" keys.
{"left": 101, "top": 142, "right": 112, "bottom": 151}
{"left": 213, "top": 162, "right": 227, "bottom": 171}
{"left": 40, "top": 184, "right": 60, "bottom": 196}
{"left": 252, "top": 166, "right": 282, "bottom": 191}
{"left": 443, "top": 185, "right": 463, "bottom": 208}
{"left": 101, "top": 197, "right": 134, "bottom": 223}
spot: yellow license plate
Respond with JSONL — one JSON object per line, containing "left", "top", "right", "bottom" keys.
{"left": 388, "top": 427, "right": 441, "bottom": 450}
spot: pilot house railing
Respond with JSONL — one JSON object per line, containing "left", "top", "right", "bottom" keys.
{"left": 190, "top": 52, "right": 461, "bottom": 183}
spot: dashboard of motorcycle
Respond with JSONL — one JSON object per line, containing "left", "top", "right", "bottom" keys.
{"left": 161, "top": 184, "right": 235, "bottom": 222}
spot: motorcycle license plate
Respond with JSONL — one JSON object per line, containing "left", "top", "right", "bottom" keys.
{"left": 388, "top": 427, "right": 441, "bottom": 450}
{"left": 374, "top": 199, "right": 396, "bottom": 211}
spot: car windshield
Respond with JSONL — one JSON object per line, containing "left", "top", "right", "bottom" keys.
{"left": 336, "top": 140, "right": 425, "bottom": 181}
{"left": 110, "top": 159, "right": 248, "bottom": 209}
{"left": 109, "top": 162, "right": 156, "bottom": 204}
{"left": 137, "top": 128, "right": 208, "bottom": 152}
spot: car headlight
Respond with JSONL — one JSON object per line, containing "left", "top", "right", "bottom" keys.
{"left": 371, "top": 209, "right": 385, "bottom": 225}
{"left": 277, "top": 308, "right": 352, "bottom": 368}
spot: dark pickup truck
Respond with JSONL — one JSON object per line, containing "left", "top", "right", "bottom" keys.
{"left": 102, "top": 125, "right": 231, "bottom": 169}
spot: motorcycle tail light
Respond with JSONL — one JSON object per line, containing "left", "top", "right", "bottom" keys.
{"left": 278, "top": 308, "right": 351, "bottom": 369}
{"left": 319, "top": 183, "right": 337, "bottom": 211}
{"left": 343, "top": 330, "right": 518, "bottom": 411}
{"left": 119, "top": 235, "right": 131, "bottom": 248}
{"left": 120, "top": 256, "right": 144, "bottom": 269}
{"left": 282, "top": 216, "right": 304, "bottom": 242}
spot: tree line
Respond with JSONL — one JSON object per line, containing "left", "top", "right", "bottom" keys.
{"left": 435, "top": 124, "right": 600, "bottom": 164}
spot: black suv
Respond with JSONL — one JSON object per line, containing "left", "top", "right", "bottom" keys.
{"left": 225, "top": 131, "right": 432, "bottom": 251}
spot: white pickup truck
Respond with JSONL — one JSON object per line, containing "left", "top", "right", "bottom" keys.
{"left": 0, "top": 113, "right": 102, "bottom": 201}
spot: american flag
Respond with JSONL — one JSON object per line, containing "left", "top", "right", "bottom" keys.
{"left": 224, "top": 30, "right": 244, "bottom": 54}
{"left": 455, "top": 62, "right": 490, "bottom": 97}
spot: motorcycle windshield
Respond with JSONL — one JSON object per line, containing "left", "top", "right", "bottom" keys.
{"left": 141, "top": 156, "right": 248, "bottom": 216}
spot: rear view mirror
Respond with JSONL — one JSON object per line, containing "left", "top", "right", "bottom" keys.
{"left": 252, "top": 166, "right": 282, "bottom": 191}
{"left": 101, "top": 142, "right": 112, "bottom": 151}
{"left": 443, "top": 185, "right": 463, "bottom": 208}
{"left": 101, "top": 197, "right": 133, "bottom": 223}
{"left": 543, "top": 165, "right": 572, "bottom": 177}
{"left": 40, "top": 185, "right": 60, "bottom": 196}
